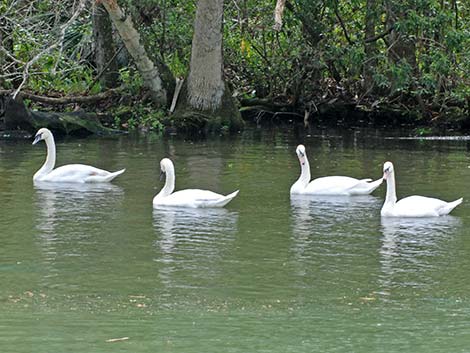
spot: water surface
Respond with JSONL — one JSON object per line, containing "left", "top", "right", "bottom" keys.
{"left": 1, "top": 127, "right": 470, "bottom": 352}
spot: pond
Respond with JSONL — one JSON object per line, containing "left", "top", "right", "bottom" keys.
{"left": 1, "top": 126, "right": 470, "bottom": 353}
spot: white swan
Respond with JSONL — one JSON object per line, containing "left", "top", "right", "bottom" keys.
{"left": 32, "top": 128, "right": 125, "bottom": 183}
{"left": 153, "top": 158, "right": 239, "bottom": 208}
{"left": 290, "top": 144, "right": 383, "bottom": 195}
{"left": 381, "top": 161, "right": 462, "bottom": 217}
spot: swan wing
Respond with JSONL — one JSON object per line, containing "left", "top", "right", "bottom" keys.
{"left": 305, "top": 176, "right": 366, "bottom": 195}
{"left": 39, "top": 164, "right": 124, "bottom": 183}
{"left": 154, "top": 189, "right": 238, "bottom": 208}
{"left": 393, "top": 196, "right": 462, "bottom": 217}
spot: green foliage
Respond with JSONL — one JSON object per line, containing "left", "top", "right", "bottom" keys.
{"left": 111, "top": 102, "right": 165, "bottom": 132}
{"left": 119, "top": 68, "right": 143, "bottom": 95}
{"left": 3, "top": 0, "right": 468, "bottom": 129}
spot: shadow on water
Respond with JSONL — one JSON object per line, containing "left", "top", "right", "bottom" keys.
{"left": 152, "top": 207, "right": 239, "bottom": 290}
{"left": 378, "top": 216, "right": 462, "bottom": 298}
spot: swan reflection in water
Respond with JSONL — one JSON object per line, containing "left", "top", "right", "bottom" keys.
{"left": 289, "top": 194, "right": 382, "bottom": 270}
{"left": 378, "top": 216, "right": 462, "bottom": 298}
{"left": 290, "top": 194, "right": 382, "bottom": 236}
{"left": 152, "top": 207, "right": 238, "bottom": 288}
{"left": 34, "top": 182, "right": 124, "bottom": 249}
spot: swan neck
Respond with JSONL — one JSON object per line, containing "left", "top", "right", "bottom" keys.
{"left": 36, "top": 135, "right": 56, "bottom": 178}
{"left": 158, "top": 164, "right": 175, "bottom": 197}
{"left": 385, "top": 171, "right": 397, "bottom": 205}
{"left": 297, "top": 155, "right": 311, "bottom": 188}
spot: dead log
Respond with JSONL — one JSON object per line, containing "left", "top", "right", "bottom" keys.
{"left": 2, "top": 97, "right": 120, "bottom": 136}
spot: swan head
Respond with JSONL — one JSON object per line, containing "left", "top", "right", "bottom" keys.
{"left": 296, "top": 145, "right": 307, "bottom": 165}
{"left": 160, "top": 158, "right": 174, "bottom": 180}
{"left": 32, "top": 128, "right": 52, "bottom": 145}
{"left": 383, "top": 161, "right": 394, "bottom": 180}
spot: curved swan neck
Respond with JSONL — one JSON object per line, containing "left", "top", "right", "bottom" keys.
{"left": 296, "top": 154, "right": 311, "bottom": 188}
{"left": 157, "top": 160, "right": 175, "bottom": 197}
{"left": 35, "top": 134, "right": 56, "bottom": 179}
{"left": 384, "top": 171, "right": 397, "bottom": 205}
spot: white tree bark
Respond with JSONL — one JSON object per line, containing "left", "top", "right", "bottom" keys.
{"left": 273, "top": 0, "right": 286, "bottom": 31}
{"left": 99, "top": 0, "right": 167, "bottom": 106}
{"left": 187, "top": 0, "right": 225, "bottom": 111}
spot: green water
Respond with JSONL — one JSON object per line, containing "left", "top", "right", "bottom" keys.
{"left": 1, "top": 128, "right": 470, "bottom": 352}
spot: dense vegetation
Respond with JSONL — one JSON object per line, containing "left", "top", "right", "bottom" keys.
{"left": 0, "top": 0, "right": 469, "bottom": 133}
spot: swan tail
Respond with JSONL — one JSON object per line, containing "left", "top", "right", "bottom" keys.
{"left": 365, "top": 177, "right": 384, "bottom": 194}
{"left": 87, "top": 168, "right": 126, "bottom": 183}
{"left": 211, "top": 190, "right": 239, "bottom": 207}
{"left": 348, "top": 177, "right": 383, "bottom": 195}
{"left": 105, "top": 168, "right": 126, "bottom": 182}
{"left": 439, "top": 198, "right": 463, "bottom": 215}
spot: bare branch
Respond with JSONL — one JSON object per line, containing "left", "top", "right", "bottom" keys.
{"left": 334, "top": 6, "right": 353, "bottom": 45}
{"left": 11, "top": 0, "right": 87, "bottom": 99}
{"left": 364, "top": 26, "right": 393, "bottom": 43}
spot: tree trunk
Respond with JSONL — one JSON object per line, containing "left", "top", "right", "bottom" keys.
{"left": 386, "top": 0, "right": 417, "bottom": 68}
{"left": 92, "top": 3, "right": 119, "bottom": 88}
{"left": 363, "top": 0, "right": 378, "bottom": 92}
{"left": 273, "top": 0, "right": 287, "bottom": 31}
{"left": 99, "top": 0, "right": 169, "bottom": 106}
{"left": 174, "top": 0, "right": 243, "bottom": 132}
{"left": 0, "top": 26, "right": 5, "bottom": 89}
{"left": 385, "top": 0, "right": 425, "bottom": 114}
{"left": 187, "top": 0, "right": 225, "bottom": 111}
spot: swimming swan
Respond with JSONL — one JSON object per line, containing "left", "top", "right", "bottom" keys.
{"left": 381, "top": 161, "right": 462, "bottom": 217}
{"left": 153, "top": 158, "right": 239, "bottom": 208}
{"left": 290, "top": 144, "right": 383, "bottom": 195}
{"left": 32, "top": 128, "right": 125, "bottom": 183}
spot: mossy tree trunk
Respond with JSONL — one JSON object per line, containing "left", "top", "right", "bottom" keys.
{"left": 173, "top": 0, "right": 243, "bottom": 133}
{"left": 100, "top": 0, "right": 171, "bottom": 107}
{"left": 93, "top": 3, "right": 119, "bottom": 88}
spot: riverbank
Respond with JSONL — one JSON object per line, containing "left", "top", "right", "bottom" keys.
{"left": 1, "top": 93, "right": 469, "bottom": 138}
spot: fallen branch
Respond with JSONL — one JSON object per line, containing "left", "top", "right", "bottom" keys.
{"left": 0, "top": 88, "right": 121, "bottom": 105}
